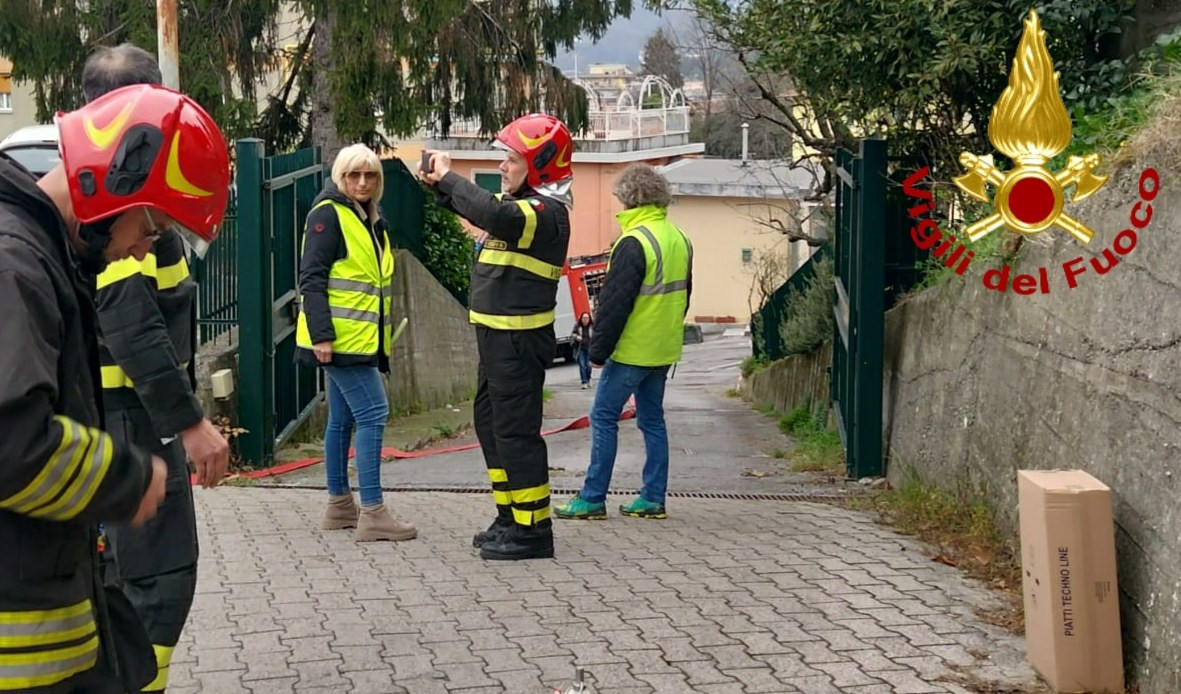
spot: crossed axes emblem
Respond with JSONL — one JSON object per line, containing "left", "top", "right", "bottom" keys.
{"left": 954, "top": 152, "right": 1108, "bottom": 244}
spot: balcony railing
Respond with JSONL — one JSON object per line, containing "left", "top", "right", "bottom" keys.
{"left": 439, "top": 106, "right": 691, "bottom": 142}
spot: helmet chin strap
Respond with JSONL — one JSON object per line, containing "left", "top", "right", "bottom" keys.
{"left": 75, "top": 215, "right": 118, "bottom": 275}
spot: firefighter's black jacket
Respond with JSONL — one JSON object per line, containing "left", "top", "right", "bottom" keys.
{"left": 96, "top": 227, "right": 203, "bottom": 437}
{"left": 433, "top": 172, "right": 570, "bottom": 328}
{"left": 0, "top": 155, "right": 155, "bottom": 691}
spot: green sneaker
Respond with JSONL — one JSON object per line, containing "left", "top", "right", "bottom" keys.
{"left": 553, "top": 497, "right": 608, "bottom": 520}
{"left": 619, "top": 497, "right": 667, "bottom": 519}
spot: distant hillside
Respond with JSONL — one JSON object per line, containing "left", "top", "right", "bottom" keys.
{"left": 551, "top": 7, "right": 668, "bottom": 75}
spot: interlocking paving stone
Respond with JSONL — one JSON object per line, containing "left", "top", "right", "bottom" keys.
{"left": 172, "top": 488, "right": 1043, "bottom": 693}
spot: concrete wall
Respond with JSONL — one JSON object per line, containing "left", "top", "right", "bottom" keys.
{"left": 743, "top": 342, "right": 832, "bottom": 417}
{"left": 880, "top": 161, "right": 1179, "bottom": 691}
{"left": 667, "top": 195, "right": 814, "bottom": 324}
{"left": 385, "top": 249, "right": 476, "bottom": 411}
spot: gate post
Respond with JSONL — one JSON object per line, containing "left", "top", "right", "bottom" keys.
{"left": 850, "top": 138, "right": 886, "bottom": 478}
{"left": 235, "top": 138, "right": 273, "bottom": 467}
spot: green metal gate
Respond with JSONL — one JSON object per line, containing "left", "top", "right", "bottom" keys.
{"left": 831, "top": 139, "right": 887, "bottom": 480}
{"left": 830, "top": 139, "right": 930, "bottom": 479}
{"left": 235, "top": 139, "right": 326, "bottom": 467}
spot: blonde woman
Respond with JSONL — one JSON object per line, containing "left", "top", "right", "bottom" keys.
{"left": 295, "top": 144, "right": 416, "bottom": 542}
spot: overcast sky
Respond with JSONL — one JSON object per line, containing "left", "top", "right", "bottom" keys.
{"left": 551, "top": 7, "right": 677, "bottom": 74}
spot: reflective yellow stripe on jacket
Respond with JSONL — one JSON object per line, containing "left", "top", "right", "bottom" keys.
{"left": 101, "top": 361, "right": 191, "bottom": 390}
{"left": 96, "top": 251, "right": 190, "bottom": 291}
{"left": 0, "top": 416, "right": 114, "bottom": 521}
{"left": 468, "top": 309, "right": 556, "bottom": 330}
{"left": 0, "top": 599, "right": 99, "bottom": 691}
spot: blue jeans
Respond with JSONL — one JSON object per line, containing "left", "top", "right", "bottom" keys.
{"left": 323, "top": 366, "right": 389, "bottom": 506}
{"left": 580, "top": 360, "right": 671, "bottom": 505}
{"left": 576, "top": 349, "right": 591, "bottom": 385}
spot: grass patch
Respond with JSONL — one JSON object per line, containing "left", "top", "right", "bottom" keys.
{"left": 724, "top": 387, "right": 743, "bottom": 399}
{"left": 753, "top": 399, "right": 844, "bottom": 474}
{"left": 754, "top": 403, "right": 776, "bottom": 417}
{"left": 855, "top": 464, "right": 1024, "bottom": 632}
{"left": 542, "top": 388, "right": 554, "bottom": 403}
{"left": 739, "top": 355, "right": 767, "bottom": 378}
{"left": 778, "top": 404, "right": 843, "bottom": 474}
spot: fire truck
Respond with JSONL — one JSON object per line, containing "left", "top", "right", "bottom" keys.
{"left": 553, "top": 252, "right": 611, "bottom": 363}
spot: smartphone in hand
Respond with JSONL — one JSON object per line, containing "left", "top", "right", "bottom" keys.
{"left": 421, "top": 150, "right": 433, "bottom": 175}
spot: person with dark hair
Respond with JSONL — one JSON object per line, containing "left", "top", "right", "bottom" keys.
{"left": 86, "top": 44, "right": 228, "bottom": 694}
{"left": 82, "top": 43, "right": 164, "bottom": 103}
{"left": 572, "top": 311, "right": 594, "bottom": 388}
{"left": 556, "top": 163, "right": 693, "bottom": 521}
{"left": 0, "top": 84, "right": 231, "bottom": 694}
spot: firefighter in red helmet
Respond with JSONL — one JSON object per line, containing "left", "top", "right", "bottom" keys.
{"left": 0, "top": 83, "right": 231, "bottom": 693}
{"left": 422, "top": 113, "right": 574, "bottom": 561}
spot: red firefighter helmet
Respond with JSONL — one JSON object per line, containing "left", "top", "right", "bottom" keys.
{"left": 56, "top": 83, "right": 230, "bottom": 257}
{"left": 494, "top": 113, "right": 573, "bottom": 189}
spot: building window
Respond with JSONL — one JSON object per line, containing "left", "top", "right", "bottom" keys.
{"left": 742, "top": 248, "right": 752, "bottom": 264}
{"left": 0, "top": 66, "right": 11, "bottom": 113}
{"left": 474, "top": 171, "right": 500, "bottom": 195}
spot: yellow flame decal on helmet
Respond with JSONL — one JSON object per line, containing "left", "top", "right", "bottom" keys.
{"left": 83, "top": 102, "right": 134, "bottom": 150}
{"left": 516, "top": 130, "right": 549, "bottom": 149}
{"left": 166, "top": 131, "right": 212, "bottom": 197}
{"left": 555, "top": 146, "right": 570, "bottom": 168}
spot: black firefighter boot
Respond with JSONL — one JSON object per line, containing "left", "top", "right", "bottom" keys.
{"left": 480, "top": 518, "right": 555, "bottom": 561}
{"left": 472, "top": 505, "right": 514, "bottom": 548}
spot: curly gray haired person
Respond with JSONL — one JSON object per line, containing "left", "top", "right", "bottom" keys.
{"left": 612, "top": 162, "right": 673, "bottom": 210}
{"left": 554, "top": 160, "right": 693, "bottom": 522}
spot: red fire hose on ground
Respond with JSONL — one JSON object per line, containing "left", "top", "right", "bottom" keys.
{"left": 201, "top": 401, "right": 636, "bottom": 483}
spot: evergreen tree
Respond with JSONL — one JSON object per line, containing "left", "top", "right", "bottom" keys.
{"left": 640, "top": 28, "right": 683, "bottom": 89}
{"left": 0, "top": 1, "right": 653, "bottom": 157}
{"left": 0, "top": 0, "right": 281, "bottom": 140}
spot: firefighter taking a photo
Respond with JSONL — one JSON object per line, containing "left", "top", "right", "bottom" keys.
{"left": 0, "top": 83, "right": 231, "bottom": 693}
{"left": 421, "top": 114, "right": 574, "bottom": 561}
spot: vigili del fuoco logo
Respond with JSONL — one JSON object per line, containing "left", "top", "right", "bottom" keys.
{"left": 903, "top": 10, "right": 1160, "bottom": 294}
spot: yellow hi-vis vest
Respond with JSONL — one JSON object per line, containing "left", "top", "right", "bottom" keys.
{"left": 609, "top": 206, "right": 693, "bottom": 367}
{"left": 295, "top": 200, "right": 394, "bottom": 356}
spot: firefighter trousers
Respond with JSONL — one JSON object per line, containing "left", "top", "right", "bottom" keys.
{"left": 103, "top": 406, "right": 199, "bottom": 693}
{"left": 473, "top": 325, "right": 555, "bottom": 527}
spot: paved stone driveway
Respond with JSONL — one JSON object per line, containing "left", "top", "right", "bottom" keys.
{"left": 167, "top": 488, "right": 1043, "bottom": 694}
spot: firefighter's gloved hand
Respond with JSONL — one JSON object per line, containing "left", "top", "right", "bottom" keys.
{"left": 131, "top": 457, "right": 167, "bottom": 527}
{"left": 183, "top": 417, "right": 230, "bottom": 489}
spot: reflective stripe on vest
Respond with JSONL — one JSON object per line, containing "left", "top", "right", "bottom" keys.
{"left": 631, "top": 225, "right": 695, "bottom": 295}
{"left": 0, "top": 599, "right": 99, "bottom": 691}
{"left": 610, "top": 220, "right": 692, "bottom": 367}
{"left": 295, "top": 200, "right": 394, "bottom": 356}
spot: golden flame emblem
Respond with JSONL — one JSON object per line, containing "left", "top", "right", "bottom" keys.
{"left": 953, "top": 10, "right": 1108, "bottom": 243}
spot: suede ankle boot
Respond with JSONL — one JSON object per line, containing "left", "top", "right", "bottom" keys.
{"left": 356, "top": 503, "right": 418, "bottom": 542}
{"left": 322, "top": 494, "right": 360, "bottom": 530}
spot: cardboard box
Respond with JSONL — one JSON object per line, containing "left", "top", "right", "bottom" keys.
{"left": 1018, "top": 470, "right": 1124, "bottom": 693}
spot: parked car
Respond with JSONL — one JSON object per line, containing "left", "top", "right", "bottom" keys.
{"left": 0, "top": 124, "right": 60, "bottom": 179}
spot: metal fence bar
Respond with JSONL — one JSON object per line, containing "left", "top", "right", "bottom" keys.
{"left": 235, "top": 138, "right": 273, "bottom": 468}
{"left": 193, "top": 192, "right": 237, "bottom": 344}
